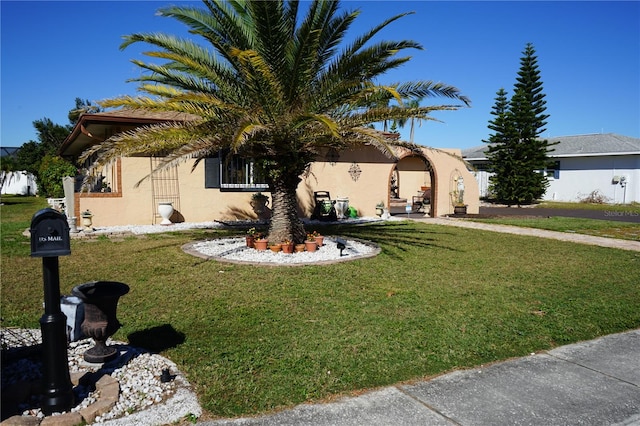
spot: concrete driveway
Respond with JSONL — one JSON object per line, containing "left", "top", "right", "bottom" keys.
{"left": 479, "top": 205, "right": 640, "bottom": 223}
{"left": 391, "top": 205, "right": 640, "bottom": 223}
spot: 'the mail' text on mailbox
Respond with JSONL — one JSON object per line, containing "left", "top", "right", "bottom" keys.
{"left": 30, "top": 208, "right": 71, "bottom": 257}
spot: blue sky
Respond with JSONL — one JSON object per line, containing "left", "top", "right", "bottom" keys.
{"left": 1, "top": 1, "right": 639, "bottom": 150}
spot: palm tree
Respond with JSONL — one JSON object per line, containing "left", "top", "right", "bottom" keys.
{"left": 82, "top": 0, "right": 469, "bottom": 243}
{"left": 394, "top": 98, "right": 423, "bottom": 142}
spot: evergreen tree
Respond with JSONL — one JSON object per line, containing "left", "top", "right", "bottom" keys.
{"left": 483, "top": 43, "right": 556, "bottom": 205}
{"left": 484, "top": 88, "right": 517, "bottom": 202}
{"left": 68, "top": 98, "right": 102, "bottom": 125}
{"left": 515, "top": 43, "right": 549, "bottom": 134}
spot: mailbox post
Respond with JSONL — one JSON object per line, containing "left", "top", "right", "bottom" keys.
{"left": 30, "top": 208, "right": 74, "bottom": 415}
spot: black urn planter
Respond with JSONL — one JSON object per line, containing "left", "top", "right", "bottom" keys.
{"left": 453, "top": 205, "right": 467, "bottom": 215}
{"left": 72, "top": 281, "right": 129, "bottom": 363}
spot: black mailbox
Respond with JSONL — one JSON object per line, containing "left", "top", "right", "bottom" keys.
{"left": 30, "top": 208, "right": 71, "bottom": 257}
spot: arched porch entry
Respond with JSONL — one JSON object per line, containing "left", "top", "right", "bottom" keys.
{"left": 388, "top": 153, "right": 436, "bottom": 217}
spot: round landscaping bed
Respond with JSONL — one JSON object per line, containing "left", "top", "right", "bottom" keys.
{"left": 182, "top": 236, "right": 380, "bottom": 266}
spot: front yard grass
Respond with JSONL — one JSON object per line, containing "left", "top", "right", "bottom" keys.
{"left": 536, "top": 201, "right": 640, "bottom": 212}
{"left": 470, "top": 216, "right": 640, "bottom": 241}
{"left": 2, "top": 195, "right": 639, "bottom": 418}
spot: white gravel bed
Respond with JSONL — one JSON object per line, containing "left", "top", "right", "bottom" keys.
{"left": 188, "top": 235, "right": 379, "bottom": 264}
{"left": 1, "top": 329, "right": 201, "bottom": 424}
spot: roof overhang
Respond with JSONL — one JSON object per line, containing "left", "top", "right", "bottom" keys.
{"left": 465, "top": 151, "right": 639, "bottom": 162}
{"left": 59, "top": 110, "right": 199, "bottom": 158}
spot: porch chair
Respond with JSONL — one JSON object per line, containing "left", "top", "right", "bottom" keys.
{"left": 412, "top": 188, "right": 431, "bottom": 212}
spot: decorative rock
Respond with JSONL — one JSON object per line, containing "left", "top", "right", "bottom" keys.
{"left": 40, "top": 412, "right": 83, "bottom": 426}
{"left": 95, "top": 375, "right": 117, "bottom": 391}
{"left": 79, "top": 400, "right": 114, "bottom": 424}
{"left": 0, "top": 415, "right": 41, "bottom": 426}
{"left": 184, "top": 236, "right": 380, "bottom": 265}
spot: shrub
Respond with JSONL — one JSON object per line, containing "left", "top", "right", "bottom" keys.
{"left": 37, "top": 155, "right": 77, "bottom": 198}
{"left": 579, "top": 190, "right": 610, "bottom": 204}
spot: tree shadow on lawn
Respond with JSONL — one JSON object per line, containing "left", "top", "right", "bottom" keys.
{"left": 127, "top": 324, "right": 186, "bottom": 353}
{"left": 325, "top": 221, "right": 461, "bottom": 258}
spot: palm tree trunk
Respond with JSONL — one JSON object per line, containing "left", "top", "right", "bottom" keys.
{"left": 410, "top": 117, "right": 415, "bottom": 143}
{"left": 267, "top": 179, "right": 306, "bottom": 244}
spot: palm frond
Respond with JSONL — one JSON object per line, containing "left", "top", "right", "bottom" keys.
{"left": 397, "top": 81, "right": 471, "bottom": 106}
{"left": 133, "top": 136, "right": 224, "bottom": 187}
{"left": 344, "top": 11, "right": 418, "bottom": 58}
{"left": 230, "top": 120, "right": 269, "bottom": 153}
{"left": 229, "top": 47, "right": 286, "bottom": 121}
{"left": 292, "top": 113, "right": 340, "bottom": 138}
{"left": 79, "top": 121, "right": 206, "bottom": 167}
{"left": 127, "top": 59, "right": 214, "bottom": 94}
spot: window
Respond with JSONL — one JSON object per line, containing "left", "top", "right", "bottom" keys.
{"left": 205, "top": 152, "right": 268, "bottom": 189}
{"left": 77, "top": 155, "right": 121, "bottom": 193}
{"left": 536, "top": 161, "right": 560, "bottom": 179}
{"left": 545, "top": 161, "right": 560, "bottom": 179}
{"left": 472, "top": 162, "right": 491, "bottom": 172}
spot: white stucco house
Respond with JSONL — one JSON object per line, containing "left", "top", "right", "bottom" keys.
{"left": 0, "top": 147, "right": 37, "bottom": 195}
{"left": 462, "top": 133, "right": 640, "bottom": 204}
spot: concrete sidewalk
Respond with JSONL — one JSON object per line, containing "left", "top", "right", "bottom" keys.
{"left": 198, "top": 329, "right": 640, "bottom": 425}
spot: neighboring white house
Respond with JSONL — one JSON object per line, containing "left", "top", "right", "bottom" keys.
{"left": 462, "top": 133, "right": 640, "bottom": 204}
{"left": 0, "top": 147, "right": 37, "bottom": 195}
{"left": 1, "top": 172, "right": 37, "bottom": 195}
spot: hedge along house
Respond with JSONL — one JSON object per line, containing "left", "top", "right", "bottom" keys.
{"left": 59, "top": 110, "right": 479, "bottom": 227}
{"left": 463, "top": 133, "right": 640, "bottom": 204}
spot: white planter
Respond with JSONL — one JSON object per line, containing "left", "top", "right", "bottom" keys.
{"left": 68, "top": 217, "right": 78, "bottom": 233}
{"left": 158, "top": 202, "right": 174, "bottom": 225}
{"left": 81, "top": 212, "right": 93, "bottom": 232}
{"left": 335, "top": 197, "right": 349, "bottom": 219}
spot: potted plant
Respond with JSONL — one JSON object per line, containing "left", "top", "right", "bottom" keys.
{"left": 281, "top": 240, "right": 294, "bottom": 254}
{"left": 375, "top": 201, "right": 385, "bottom": 217}
{"left": 269, "top": 243, "right": 282, "bottom": 253}
{"left": 253, "top": 233, "right": 268, "bottom": 251}
{"left": 246, "top": 227, "right": 257, "bottom": 248}
{"left": 308, "top": 230, "right": 323, "bottom": 247}
{"left": 305, "top": 233, "right": 318, "bottom": 252}
{"left": 295, "top": 243, "right": 306, "bottom": 252}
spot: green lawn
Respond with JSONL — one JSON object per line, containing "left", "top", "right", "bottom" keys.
{"left": 471, "top": 216, "right": 640, "bottom": 241}
{"left": 2, "top": 195, "right": 639, "bottom": 418}
{"left": 474, "top": 201, "right": 640, "bottom": 241}
{"left": 536, "top": 201, "right": 640, "bottom": 212}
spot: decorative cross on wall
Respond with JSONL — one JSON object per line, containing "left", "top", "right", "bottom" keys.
{"left": 348, "top": 162, "right": 361, "bottom": 181}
